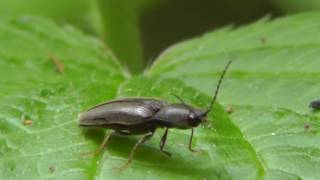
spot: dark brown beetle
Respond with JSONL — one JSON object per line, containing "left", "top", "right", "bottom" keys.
{"left": 79, "top": 61, "right": 232, "bottom": 168}
{"left": 310, "top": 100, "right": 320, "bottom": 110}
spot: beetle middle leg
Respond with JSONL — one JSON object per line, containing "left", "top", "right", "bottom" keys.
{"left": 188, "top": 128, "right": 198, "bottom": 152}
{"left": 117, "top": 131, "right": 154, "bottom": 170}
{"left": 159, "top": 128, "right": 171, "bottom": 157}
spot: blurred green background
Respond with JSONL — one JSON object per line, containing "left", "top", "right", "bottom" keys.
{"left": 1, "top": 0, "right": 319, "bottom": 73}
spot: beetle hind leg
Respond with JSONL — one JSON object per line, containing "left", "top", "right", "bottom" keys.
{"left": 116, "top": 131, "right": 154, "bottom": 170}
{"left": 82, "top": 131, "right": 113, "bottom": 158}
{"left": 159, "top": 128, "right": 171, "bottom": 157}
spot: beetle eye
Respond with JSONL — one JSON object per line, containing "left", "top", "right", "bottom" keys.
{"left": 188, "top": 113, "right": 200, "bottom": 127}
{"left": 188, "top": 114, "right": 195, "bottom": 120}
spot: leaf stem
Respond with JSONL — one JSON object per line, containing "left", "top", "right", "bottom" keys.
{"left": 95, "top": 0, "right": 144, "bottom": 74}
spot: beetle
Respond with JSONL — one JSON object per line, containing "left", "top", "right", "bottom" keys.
{"left": 310, "top": 100, "right": 320, "bottom": 110}
{"left": 79, "top": 60, "right": 232, "bottom": 169}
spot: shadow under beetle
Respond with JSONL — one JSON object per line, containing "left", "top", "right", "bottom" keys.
{"left": 79, "top": 61, "right": 232, "bottom": 169}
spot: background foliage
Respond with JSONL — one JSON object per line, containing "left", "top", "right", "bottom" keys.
{"left": 2, "top": 0, "right": 320, "bottom": 73}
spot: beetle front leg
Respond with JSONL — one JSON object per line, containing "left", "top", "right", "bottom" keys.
{"left": 117, "top": 131, "right": 154, "bottom": 170}
{"left": 159, "top": 128, "right": 171, "bottom": 157}
{"left": 82, "top": 131, "right": 113, "bottom": 158}
{"left": 188, "top": 128, "right": 198, "bottom": 152}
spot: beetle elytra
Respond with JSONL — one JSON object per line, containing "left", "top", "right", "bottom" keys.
{"left": 79, "top": 60, "right": 232, "bottom": 169}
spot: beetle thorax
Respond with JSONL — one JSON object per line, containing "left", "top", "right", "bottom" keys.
{"left": 153, "top": 104, "right": 206, "bottom": 129}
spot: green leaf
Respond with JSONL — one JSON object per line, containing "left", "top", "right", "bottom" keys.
{"left": 96, "top": 78, "right": 261, "bottom": 180}
{"left": 1, "top": 12, "right": 320, "bottom": 180}
{"left": 148, "top": 12, "right": 320, "bottom": 179}
{"left": 0, "top": 16, "right": 127, "bottom": 179}
{"left": 0, "top": 0, "right": 93, "bottom": 32}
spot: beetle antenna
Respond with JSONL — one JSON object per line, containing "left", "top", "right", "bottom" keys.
{"left": 204, "top": 60, "right": 232, "bottom": 115}
{"left": 172, "top": 94, "right": 197, "bottom": 114}
{"left": 172, "top": 94, "right": 186, "bottom": 104}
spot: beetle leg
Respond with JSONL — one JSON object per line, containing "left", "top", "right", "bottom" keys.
{"left": 117, "top": 131, "right": 154, "bottom": 170}
{"left": 188, "top": 128, "right": 198, "bottom": 152}
{"left": 159, "top": 128, "right": 171, "bottom": 157}
{"left": 82, "top": 131, "right": 113, "bottom": 157}
{"left": 116, "top": 130, "right": 131, "bottom": 135}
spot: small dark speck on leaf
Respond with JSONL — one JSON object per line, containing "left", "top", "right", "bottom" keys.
{"left": 49, "top": 166, "right": 55, "bottom": 173}
{"left": 309, "top": 100, "right": 320, "bottom": 110}
{"left": 48, "top": 52, "right": 64, "bottom": 74}
{"left": 304, "top": 123, "right": 310, "bottom": 131}
{"left": 226, "top": 106, "right": 234, "bottom": 114}
{"left": 260, "top": 37, "right": 266, "bottom": 44}
{"left": 23, "top": 119, "right": 33, "bottom": 126}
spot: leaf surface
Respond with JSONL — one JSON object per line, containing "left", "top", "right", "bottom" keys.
{"left": 148, "top": 12, "right": 320, "bottom": 179}
{"left": 1, "top": 13, "right": 320, "bottom": 180}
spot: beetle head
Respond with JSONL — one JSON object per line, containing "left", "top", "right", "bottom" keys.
{"left": 167, "top": 60, "right": 232, "bottom": 128}
{"left": 186, "top": 106, "right": 207, "bottom": 127}
{"left": 172, "top": 95, "right": 208, "bottom": 126}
